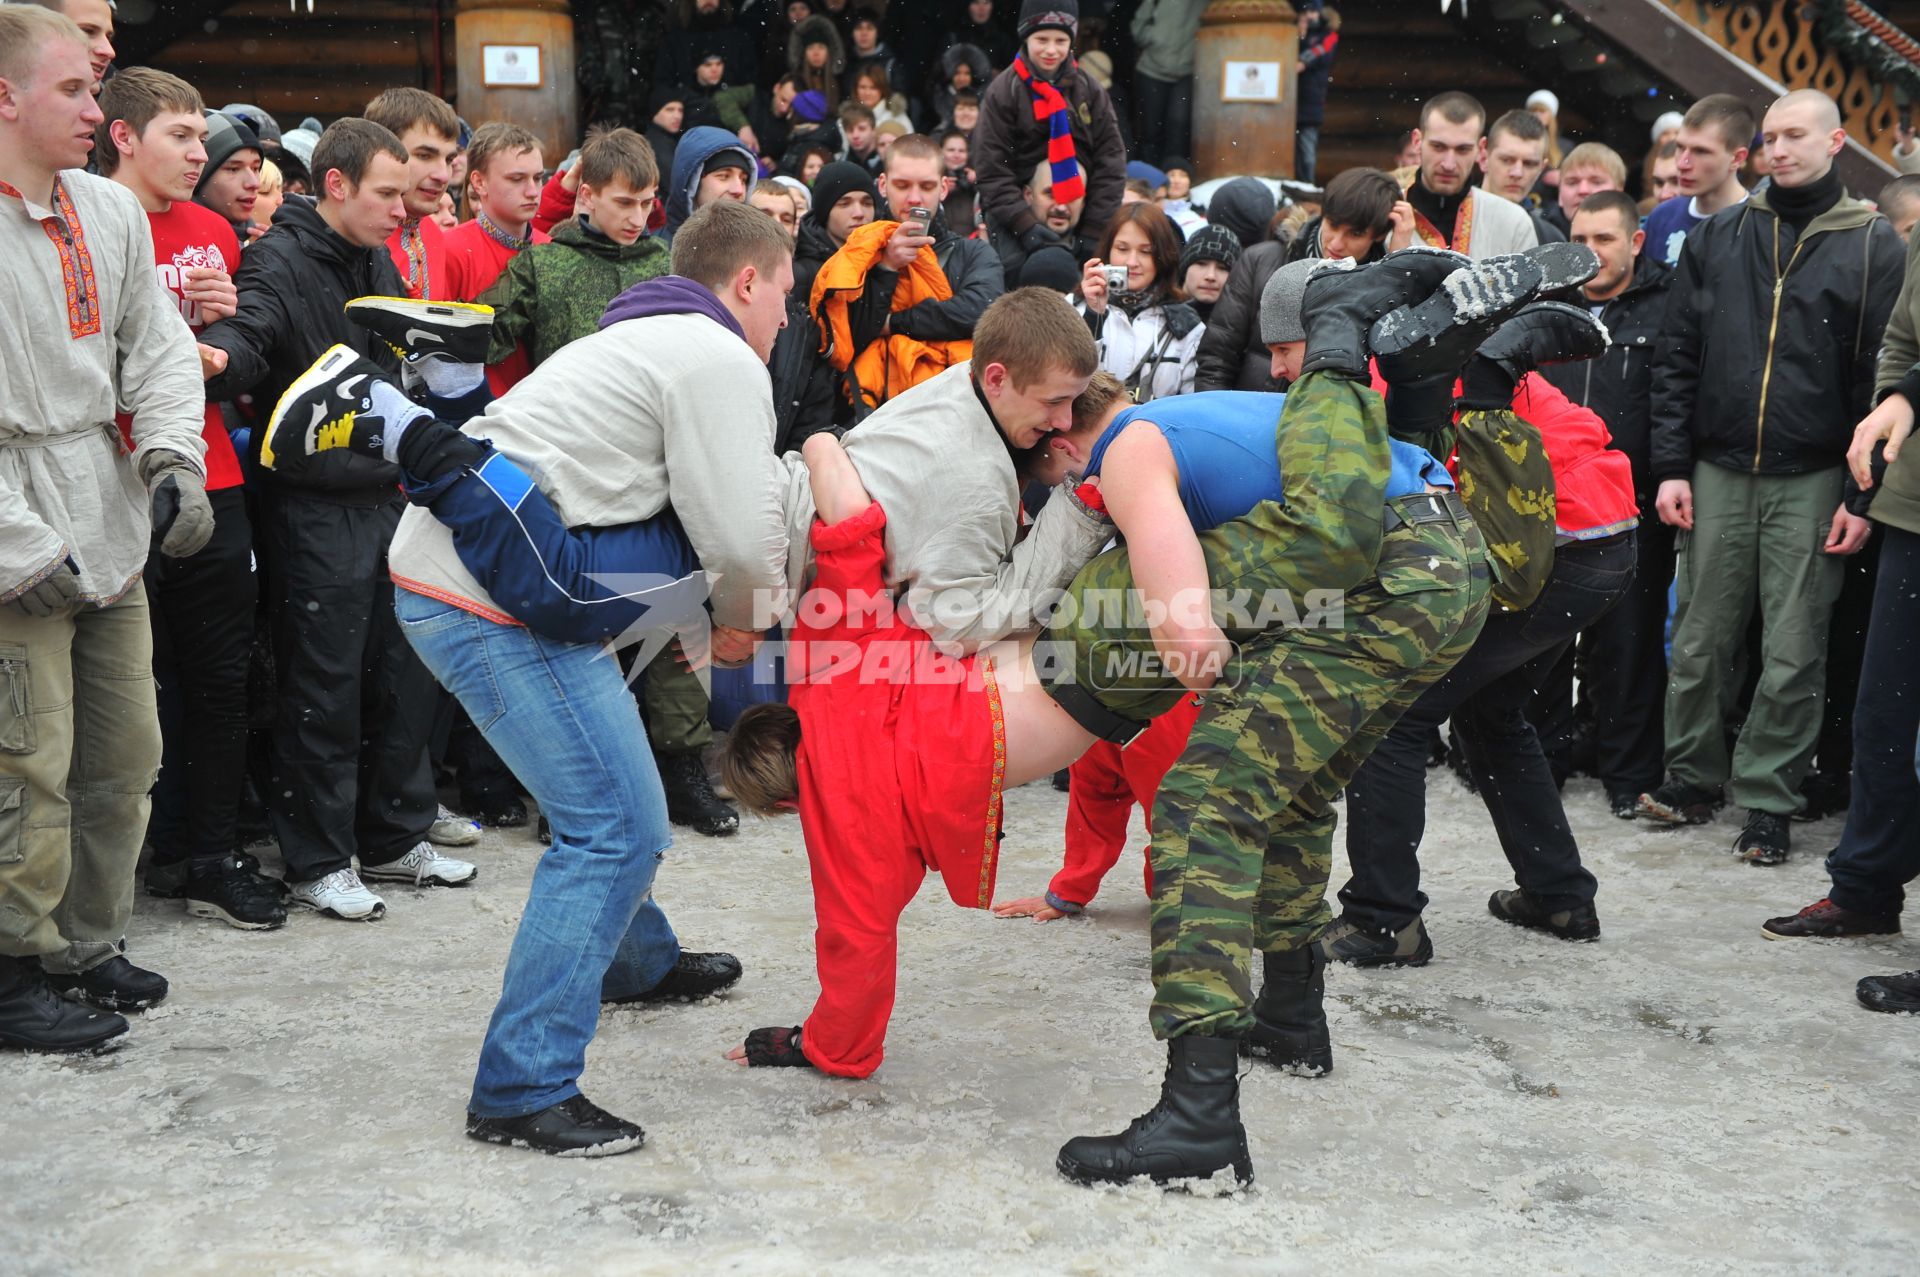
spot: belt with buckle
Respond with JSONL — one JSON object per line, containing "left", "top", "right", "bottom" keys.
{"left": 1383, "top": 490, "right": 1464, "bottom": 533}
{"left": 1045, "top": 677, "right": 1151, "bottom": 747}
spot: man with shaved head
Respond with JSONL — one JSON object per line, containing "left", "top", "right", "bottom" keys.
{"left": 1644, "top": 89, "right": 1904, "bottom": 867}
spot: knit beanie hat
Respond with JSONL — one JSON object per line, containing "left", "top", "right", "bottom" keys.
{"left": 221, "top": 103, "right": 281, "bottom": 147}
{"left": 1526, "top": 89, "right": 1560, "bottom": 117}
{"left": 1260, "top": 257, "right": 1328, "bottom": 345}
{"left": 196, "top": 111, "right": 263, "bottom": 196}
{"left": 1180, "top": 224, "right": 1242, "bottom": 278}
{"left": 809, "top": 160, "right": 878, "bottom": 228}
{"left": 1650, "top": 110, "right": 1685, "bottom": 144}
{"left": 1018, "top": 0, "right": 1078, "bottom": 40}
{"left": 1020, "top": 244, "right": 1082, "bottom": 292}
{"left": 1161, "top": 155, "right": 1194, "bottom": 178}
{"left": 650, "top": 83, "right": 687, "bottom": 116}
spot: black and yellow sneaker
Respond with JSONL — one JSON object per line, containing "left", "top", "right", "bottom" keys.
{"left": 260, "top": 344, "right": 411, "bottom": 470}
{"left": 345, "top": 295, "right": 493, "bottom": 366}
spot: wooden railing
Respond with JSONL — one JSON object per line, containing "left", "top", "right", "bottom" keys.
{"left": 1656, "top": 0, "right": 1920, "bottom": 167}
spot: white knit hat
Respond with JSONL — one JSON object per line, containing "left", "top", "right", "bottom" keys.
{"left": 1651, "top": 110, "right": 1686, "bottom": 144}
{"left": 1526, "top": 89, "right": 1560, "bottom": 116}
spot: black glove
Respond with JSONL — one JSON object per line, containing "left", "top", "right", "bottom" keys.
{"left": 1018, "top": 224, "right": 1064, "bottom": 255}
{"left": 139, "top": 450, "right": 214, "bottom": 559}
{"left": 6, "top": 561, "right": 80, "bottom": 619}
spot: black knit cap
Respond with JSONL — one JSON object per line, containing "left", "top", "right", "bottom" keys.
{"left": 809, "top": 160, "right": 878, "bottom": 229}
{"left": 1018, "top": 0, "right": 1078, "bottom": 40}
{"left": 1179, "top": 223, "right": 1243, "bottom": 277}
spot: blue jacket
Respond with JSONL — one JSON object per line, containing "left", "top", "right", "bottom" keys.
{"left": 665, "top": 126, "right": 758, "bottom": 242}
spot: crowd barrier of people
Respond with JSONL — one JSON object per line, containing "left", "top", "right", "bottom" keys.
{"left": 3, "top": 0, "right": 1917, "bottom": 1190}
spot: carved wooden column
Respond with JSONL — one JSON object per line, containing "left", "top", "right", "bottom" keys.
{"left": 455, "top": 0, "right": 576, "bottom": 162}
{"left": 1192, "top": 0, "right": 1300, "bottom": 181}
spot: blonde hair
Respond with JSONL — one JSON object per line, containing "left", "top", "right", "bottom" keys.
{"left": 0, "top": 6, "right": 86, "bottom": 87}
{"left": 258, "top": 158, "right": 284, "bottom": 197}
{"left": 1560, "top": 141, "right": 1626, "bottom": 188}
{"left": 719, "top": 702, "right": 802, "bottom": 816}
{"left": 1070, "top": 370, "right": 1130, "bottom": 435}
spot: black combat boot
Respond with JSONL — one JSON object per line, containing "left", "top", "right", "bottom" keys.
{"left": 1297, "top": 246, "right": 1471, "bottom": 378}
{"left": 1523, "top": 240, "right": 1601, "bottom": 293}
{"left": 657, "top": 751, "right": 739, "bottom": 837}
{"left": 1458, "top": 301, "right": 1611, "bottom": 410}
{"left": 1370, "top": 254, "right": 1545, "bottom": 386}
{"left": 1241, "top": 946, "right": 1333, "bottom": 1076}
{"left": 1056, "top": 1036, "right": 1254, "bottom": 1189}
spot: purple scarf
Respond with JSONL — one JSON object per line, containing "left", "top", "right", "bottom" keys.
{"left": 599, "top": 274, "right": 745, "bottom": 341}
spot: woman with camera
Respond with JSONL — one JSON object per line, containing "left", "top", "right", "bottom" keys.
{"left": 1078, "top": 203, "right": 1206, "bottom": 402}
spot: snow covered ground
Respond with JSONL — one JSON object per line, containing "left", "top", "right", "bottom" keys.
{"left": 5, "top": 771, "right": 1917, "bottom": 1276}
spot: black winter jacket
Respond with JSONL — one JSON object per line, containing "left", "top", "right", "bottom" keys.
{"left": 200, "top": 196, "right": 406, "bottom": 500}
{"left": 1196, "top": 240, "right": 1286, "bottom": 393}
{"left": 973, "top": 60, "right": 1126, "bottom": 245}
{"left": 1650, "top": 189, "right": 1904, "bottom": 480}
{"left": 1540, "top": 253, "right": 1672, "bottom": 501}
{"left": 770, "top": 298, "right": 838, "bottom": 455}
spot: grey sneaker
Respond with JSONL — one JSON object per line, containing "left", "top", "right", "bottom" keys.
{"left": 1318, "top": 915, "right": 1434, "bottom": 967}
{"left": 427, "top": 804, "right": 481, "bottom": 847}
{"left": 360, "top": 841, "right": 477, "bottom": 887}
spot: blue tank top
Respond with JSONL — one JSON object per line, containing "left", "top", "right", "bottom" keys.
{"left": 1081, "top": 391, "right": 1453, "bottom": 533}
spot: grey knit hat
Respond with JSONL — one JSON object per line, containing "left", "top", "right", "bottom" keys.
{"left": 1260, "top": 257, "right": 1331, "bottom": 345}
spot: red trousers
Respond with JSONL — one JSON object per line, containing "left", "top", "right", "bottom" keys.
{"left": 1053, "top": 696, "right": 1203, "bottom": 908}
{"left": 789, "top": 503, "right": 1005, "bottom": 1078}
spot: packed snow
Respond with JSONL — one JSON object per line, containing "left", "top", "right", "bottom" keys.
{"left": 5, "top": 769, "right": 1917, "bottom": 1276}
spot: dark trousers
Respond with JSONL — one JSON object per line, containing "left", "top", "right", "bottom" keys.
{"left": 147, "top": 487, "right": 257, "bottom": 868}
{"left": 1814, "top": 531, "right": 1879, "bottom": 779}
{"left": 261, "top": 492, "right": 438, "bottom": 881}
{"left": 1583, "top": 513, "right": 1676, "bottom": 795}
{"left": 1340, "top": 532, "right": 1637, "bottom": 930}
{"left": 1825, "top": 524, "right": 1920, "bottom": 917}
{"left": 429, "top": 690, "right": 520, "bottom": 809}
{"left": 1132, "top": 71, "right": 1193, "bottom": 167}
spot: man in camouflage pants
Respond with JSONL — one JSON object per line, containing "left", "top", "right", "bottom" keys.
{"left": 1048, "top": 249, "right": 1555, "bottom": 1189}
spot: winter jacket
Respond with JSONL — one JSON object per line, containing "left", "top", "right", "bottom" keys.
{"left": 1081, "top": 298, "right": 1205, "bottom": 402}
{"left": 655, "top": 9, "right": 758, "bottom": 94}
{"left": 200, "top": 195, "right": 405, "bottom": 499}
{"left": 794, "top": 217, "right": 840, "bottom": 302}
{"left": 1511, "top": 373, "right": 1640, "bottom": 541}
{"left": 665, "top": 126, "right": 759, "bottom": 241}
{"left": 813, "top": 220, "right": 976, "bottom": 417}
{"left": 685, "top": 80, "right": 754, "bottom": 134}
{"left": 647, "top": 122, "right": 680, "bottom": 185}
{"left": 1650, "top": 187, "right": 1903, "bottom": 481}
{"left": 1282, "top": 214, "right": 1388, "bottom": 266}
{"left": 929, "top": 44, "right": 992, "bottom": 126}
{"left": 974, "top": 59, "right": 1127, "bottom": 247}
{"left": 1540, "top": 253, "right": 1672, "bottom": 502}
{"left": 1131, "top": 0, "right": 1210, "bottom": 83}
{"left": 477, "top": 219, "right": 673, "bottom": 369}
{"left": 1202, "top": 178, "right": 1276, "bottom": 256}
{"left": 842, "top": 40, "right": 907, "bottom": 106}
{"left": 1196, "top": 239, "right": 1286, "bottom": 393}
{"left": 1851, "top": 225, "right": 1920, "bottom": 534}
{"left": 1296, "top": 10, "right": 1341, "bottom": 127}
{"left": 771, "top": 299, "right": 838, "bottom": 455}
{"left": 788, "top": 15, "right": 847, "bottom": 102}
{"left": 744, "top": 88, "right": 794, "bottom": 170}
{"left": 826, "top": 207, "right": 1004, "bottom": 355}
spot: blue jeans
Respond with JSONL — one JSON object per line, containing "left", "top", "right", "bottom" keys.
{"left": 394, "top": 588, "right": 681, "bottom": 1117}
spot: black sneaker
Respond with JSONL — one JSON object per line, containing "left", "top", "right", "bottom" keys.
{"left": 1487, "top": 888, "right": 1600, "bottom": 941}
{"left": 345, "top": 295, "right": 494, "bottom": 366}
{"left": 144, "top": 853, "right": 189, "bottom": 899}
{"left": 1793, "top": 770, "right": 1852, "bottom": 823}
{"left": 44, "top": 954, "right": 169, "bottom": 1012}
{"left": 1637, "top": 780, "right": 1723, "bottom": 826}
{"left": 605, "top": 951, "right": 743, "bottom": 1005}
{"left": 1856, "top": 969, "right": 1920, "bottom": 1014}
{"left": 1318, "top": 915, "right": 1433, "bottom": 967}
{"left": 466, "top": 1094, "right": 645, "bottom": 1157}
{"left": 1761, "top": 897, "right": 1900, "bottom": 940}
{"left": 0, "top": 956, "right": 128, "bottom": 1053}
{"left": 1606, "top": 789, "right": 1640, "bottom": 820}
{"left": 1733, "top": 810, "right": 1791, "bottom": 865}
{"left": 183, "top": 853, "right": 289, "bottom": 931}
{"left": 658, "top": 751, "right": 739, "bottom": 837}
{"left": 469, "top": 795, "right": 529, "bottom": 828}
{"left": 259, "top": 344, "right": 398, "bottom": 471}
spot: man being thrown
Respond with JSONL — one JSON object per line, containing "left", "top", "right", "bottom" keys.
{"left": 718, "top": 249, "right": 1567, "bottom": 1094}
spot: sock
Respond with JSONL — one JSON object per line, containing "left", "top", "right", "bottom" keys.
{"left": 416, "top": 356, "right": 485, "bottom": 398}
{"left": 367, "top": 378, "right": 433, "bottom": 464}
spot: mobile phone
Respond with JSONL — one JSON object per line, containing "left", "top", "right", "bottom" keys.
{"left": 1102, "top": 264, "right": 1130, "bottom": 291}
{"left": 904, "top": 205, "right": 933, "bottom": 234}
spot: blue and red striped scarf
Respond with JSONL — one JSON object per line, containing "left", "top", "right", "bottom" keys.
{"left": 1011, "top": 54, "right": 1084, "bottom": 204}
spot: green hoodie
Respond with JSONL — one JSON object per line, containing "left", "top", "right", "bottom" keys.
{"left": 478, "top": 218, "right": 671, "bottom": 369}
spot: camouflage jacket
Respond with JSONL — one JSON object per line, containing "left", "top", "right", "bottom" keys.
{"left": 478, "top": 219, "right": 671, "bottom": 369}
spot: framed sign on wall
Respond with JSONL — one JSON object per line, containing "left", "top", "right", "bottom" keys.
{"left": 1221, "top": 60, "right": 1282, "bottom": 103}
{"left": 482, "top": 44, "right": 543, "bottom": 89}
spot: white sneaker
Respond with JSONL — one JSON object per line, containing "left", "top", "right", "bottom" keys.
{"left": 428, "top": 804, "right": 481, "bottom": 847}
{"left": 289, "top": 868, "right": 388, "bottom": 921}
{"left": 360, "top": 841, "right": 478, "bottom": 887}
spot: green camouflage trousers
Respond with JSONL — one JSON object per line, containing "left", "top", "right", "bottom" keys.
{"left": 1145, "top": 514, "right": 1492, "bottom": 1039}
{"left": 1043, "top": 370, "right": 1393, "bottom": 722}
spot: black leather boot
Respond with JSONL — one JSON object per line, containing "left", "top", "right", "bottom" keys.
{"left": 658, "top": 751, "right": 739, "bottom": 837}
{"left": 1523, "top": 240, "right": 1601, "bottom": 293}
{"left": 1370, "top": 254, "right": 1545, "bottom": 384}
{"left": 1242, "top": 946, "right": 1333, "bottom": 1076}
{"left": 0, "top": 955, "right": 129, "bottom": 1053}
{"left": 1458, "top": 301, "right": 1611, "bottom": 410}
{"left": 1056, "top": 1036, "right": 1254, "bottom": 1189}
{"left": 1298, "top": 246, "right": 1470, "bottom": 378}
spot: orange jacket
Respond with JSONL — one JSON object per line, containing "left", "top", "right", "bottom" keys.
{"left": 811, "top": 220, "right": 973, "bottom": 412}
